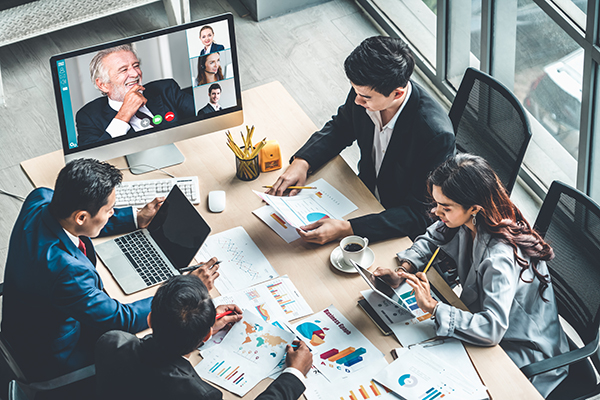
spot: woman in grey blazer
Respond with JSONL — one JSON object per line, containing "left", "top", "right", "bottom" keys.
{"left": 375, "top": 153, "right": 569, "bottom": 398}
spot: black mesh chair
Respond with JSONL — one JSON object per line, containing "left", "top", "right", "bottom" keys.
{"left": 449, "top": 67, "right": 532, "bottom": 194}
{"left": 520, "top": 181, "right": 600, "bottom": 399}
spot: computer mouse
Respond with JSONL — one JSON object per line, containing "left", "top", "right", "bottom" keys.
{"left": 208, "top": 190, "right": 226, "bottom": 213}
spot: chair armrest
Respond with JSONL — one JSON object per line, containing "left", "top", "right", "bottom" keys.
{"left": 26, "top": 364, "right": 95, "bottom": 392}
{"left": 521, "top": 340, "right": 598, "bottom": 378}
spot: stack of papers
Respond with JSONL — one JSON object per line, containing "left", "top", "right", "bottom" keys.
{"left": 253, "top": 179, "right": 357, "bottom": 243}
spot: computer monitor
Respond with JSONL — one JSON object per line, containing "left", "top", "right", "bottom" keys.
{"left": 50, "top": 13, "right": 242, "bottom": 174}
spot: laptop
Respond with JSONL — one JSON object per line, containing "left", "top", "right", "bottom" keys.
{"left": 97, "top": 185, "right": 211, "bottom": 294}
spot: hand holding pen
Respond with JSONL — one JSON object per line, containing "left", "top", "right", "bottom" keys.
{"left": 213, "top": 304, "right": 243, "bottom": 333}
{"left": 181, "top": 257, "right": 221, "bottom": 291}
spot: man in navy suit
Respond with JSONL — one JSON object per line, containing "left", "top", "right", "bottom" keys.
{"left": 267, "top": 36, "right": 455, "bottom": 244}
{"left": 96, "top": 275, "right": 311, "bottom": 400}
{"left": 1, "top": 159, "right": 220, "bottom": 383}
{"left": 75, "top": 44, "right": 195, "bottom": 146}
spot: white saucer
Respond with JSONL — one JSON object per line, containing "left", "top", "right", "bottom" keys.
{"left": 330, "top": 246, "right": 375, "bottom": 274}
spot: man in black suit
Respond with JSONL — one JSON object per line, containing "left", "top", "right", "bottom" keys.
{"left": 198, "top": 83, "right": 222, "bottom": 115}
{"left": 76, "top": 44, "right": 195, "bottom": 146}
{"left": 96, "top": 275, "right": 311, "bottom": 400}
{"left": 267, "top": 36, "right": 455, "bottom": 244}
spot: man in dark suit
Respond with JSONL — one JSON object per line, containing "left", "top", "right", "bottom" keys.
{"left": 267, "top": 36, "right": 455, "bottom": 244}
{"left": 96, "top": 275, "right": 311, "bottom": 400}
{"left": 198, "top": 83, "right": 222, "bottom": 115}
{"left": 1, "top": 159, "right": 220, "bottom": 383}
{"left": 76, "top": 44, "right": 195, "bottom": 146}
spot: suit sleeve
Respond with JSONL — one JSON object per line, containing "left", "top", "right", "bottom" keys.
{"left": 349, "top": 129, "right": 455, "bottom": 241}
{"left": 293, "top": 90, "right": 359, "bottom": 171}
{"left": 51, "top": 253, "right": 152, "bottom": 334}
{"left": 256, "top": 373, "right": 305, "bottom": 400}
{"left": 97, "top": 207, "right": 136, "bottom": 237}
{"left": 76, "top": 106, "right": 114, "bottom": 146}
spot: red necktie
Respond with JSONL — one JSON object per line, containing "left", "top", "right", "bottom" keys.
{"left": 78, "top": 238, "right": 87, "bottom": 257}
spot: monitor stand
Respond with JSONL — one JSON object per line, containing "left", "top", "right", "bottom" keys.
{"left": 126, "top": 144, "right": 185, "bottom": 175}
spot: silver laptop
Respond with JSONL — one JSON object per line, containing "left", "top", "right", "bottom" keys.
{"left": 97, "top": 185, "right": 211, "bottom": 294}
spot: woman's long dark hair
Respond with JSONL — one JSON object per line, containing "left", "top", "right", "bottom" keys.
{"left": 196, "top": 53, "right": 224, "bottom": 86}
{"left": 429, "top": 153, "right": 553, "bottom": 300}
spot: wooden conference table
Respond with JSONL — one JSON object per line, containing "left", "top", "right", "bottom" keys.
{"left": 21, "top": 81, "right": 542, "bottom": 400}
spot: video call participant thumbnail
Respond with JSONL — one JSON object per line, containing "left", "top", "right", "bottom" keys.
{"left": 76, "top": 44, "right": 195, "bottom": 146}
{"left": 96, "top": 275, "right": 311, "bottom": 400}
{"left": 198, "top": 83, "right": 222, "bottom": 115}
{"left": 267, "top": 36, "right": 455, "bottom": 244}
{"left": 199, "top": 25, "right": 225, "bottom": 56}
{"left": 196, "top": 52, "right": 223, "bottom": 87}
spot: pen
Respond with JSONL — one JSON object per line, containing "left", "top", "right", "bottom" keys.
{"left": 180, "top": 260, "right": 222, "bottom": 273}
{"left": 216, "top": 310, "right": 234, "bottom": 320}
{"left": 410, "top": 247, "right": 440, "bottom": 295}
{"left": 262, "top": 185, "right": 317, "bottom": 190}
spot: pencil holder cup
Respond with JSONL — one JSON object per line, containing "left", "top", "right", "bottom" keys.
{"left": 235, "top": 153, "right": 260, "bottom": 181}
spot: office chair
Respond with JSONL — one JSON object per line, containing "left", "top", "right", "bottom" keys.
{"left": 520, "top": 181, "right": 600, "bottom": 399}
{"left": 0, "top": 286, "right": 95, "bottom": 400}
{"left": 449, "top": 67, "right": 532, "bottom": 194}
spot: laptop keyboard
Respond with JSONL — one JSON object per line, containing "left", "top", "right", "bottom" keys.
{"left": 114, "top": 231, "right": 175, "bottom": 287}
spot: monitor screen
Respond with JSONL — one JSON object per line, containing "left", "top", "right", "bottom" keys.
{"left": 50, "top": 13, "right": 242, "bottom": 171}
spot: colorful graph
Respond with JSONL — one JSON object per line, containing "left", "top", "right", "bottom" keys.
{"left": 398, "top": 373, "right": 418, "bottom": 387}
{"left": 270, "top": 213, "right": 288, "bottom": 228}
{"left": 208, "top": 360, "right": 248, "bottom": 388}
{"left": 245, "top": 289, "right": 260, "bottom": 300}
{"left": 419, "top": 387, "right": 444, "bottom": 400}
{"left": 339, "top": 380, "right": 386, "bottom": 400}
{"left": 267, "top": 281, "right": 297, "bottom": 315}
{"left": 306, "top": 212, "right": 328, "bottom": 222}
{"left": 296, "top": 321, "right": 326, "bottom": 346}
{"left": 255, "top": 304, "right": 270, "bottom": 321}
{"left": 400, "top": 291, "right": 432, "bottom": 321}
{"left": 320, "top": 346, "right": 366, "bottom": 367}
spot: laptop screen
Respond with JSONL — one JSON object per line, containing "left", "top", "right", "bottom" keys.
{"left": 147, "top": 185, "right": 211, "bottom": 268}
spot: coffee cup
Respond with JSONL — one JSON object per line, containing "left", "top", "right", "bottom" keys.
{"left": 340, "top": 235, "right": 369, "bottom": 267}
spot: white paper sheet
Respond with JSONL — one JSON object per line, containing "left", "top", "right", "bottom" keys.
{"left": 195, "top": 226, "right": 278, "bottom": 294}
{"left": 374, "top": 344, "right": 488, "bottom": 400}
{"left": 291, "top": 305, "right": 385, "bottom": 382}
{"left": 252, "top": 205, "right": 301, "bottom": 243}
{"left": 253, "top": 178, "right": 358, "bottom": 230}
{"left": 195, "top": 311, "right": 295, "bottom": 397}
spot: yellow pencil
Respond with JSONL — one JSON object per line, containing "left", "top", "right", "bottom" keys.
{"left": 262, "top": 185, "right": 317, "bottom": 189}
{"left": 410, "top": 247, "right": 440, "bottom": 295}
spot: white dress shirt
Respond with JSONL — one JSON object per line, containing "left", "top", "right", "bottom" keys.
{"left": 105, "top": 97, "right": 155, "bottom": 138}
{"left": 365, "top": 82, "right": 412, "bottom": 200}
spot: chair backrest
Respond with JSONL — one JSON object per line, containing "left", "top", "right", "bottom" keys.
{"left": 8, "top": 380, "right": 30, "bottom": 400}
{"left": 534, "top": 181, "right": 600, "bottom": 351}
{"left": 449, "top": 67, "right": 532, "bottom": 194}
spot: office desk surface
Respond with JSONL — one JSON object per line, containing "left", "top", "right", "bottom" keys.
{"left": 21, "top": 81, "right": 542, "bottom": 400}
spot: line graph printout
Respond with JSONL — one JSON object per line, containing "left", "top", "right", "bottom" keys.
{"left": 196, "top": 311, "right": 295, "bottom": 396}
{"left": 195, "top": 226, "right": 278, "bottom": 294}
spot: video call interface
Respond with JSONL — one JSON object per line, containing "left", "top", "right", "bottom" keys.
{"left": 54, "top": 18, "right": 238, "bottom": 151}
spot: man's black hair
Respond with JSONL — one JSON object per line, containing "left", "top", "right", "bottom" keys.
{"left": 208, "top": 82, "right": 221, "bottom": 95}
{"left": 49, "top": 158, "right": 122, "bottom": 220}
{"left": 151, "top": 275, "right": 216, "bottom": 356}
{"left": 344, "top": 36, "right": 415, "bottom": 96}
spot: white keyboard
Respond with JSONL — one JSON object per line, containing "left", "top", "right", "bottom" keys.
{"left": 115, "top": 176, "right": 200, "bottom": 208}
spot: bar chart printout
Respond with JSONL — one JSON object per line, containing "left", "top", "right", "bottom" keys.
{"left": 292, "top": 305, "right": 385, "bottom": 382}
{"left": 196, "top": 312, "right": 295, "bottom": 396}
